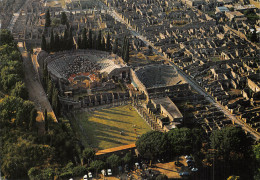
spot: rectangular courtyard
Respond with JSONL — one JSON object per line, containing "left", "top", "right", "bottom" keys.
{"left": 73, "top": 105, "right": 152, "bottom": 150}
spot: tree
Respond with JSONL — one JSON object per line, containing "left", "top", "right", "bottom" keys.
{"left": 112, "top": 38, "right": 118, "bottom": 54}
{"left": 124, "top": 38, "right": 130, "bottom": 63}
{"left": 136, "top": 131, "right": 168, "bottom": 161}
{"left": 106, "top": 154, "right": 120, "bottom": 168}
{"left": 88, "top": 29, "right": 92, "bottom": 49}
{"left": 62, "top": 28, "right": 69, "bottom": 50}
{"left": 28, "top": 167, "right": 41, "bottom": 180}
{"left": 50, "top": 30, "right": 54, "bottom": 51}
{"left": 29, "top": 108, "right": 38, "bottom": 131}
{"left": 67, "top": 28, "right": 74, "bottom": 50}
{"left": 47, "top": 79, "right": 53, "bottom": 102}
{"left": 167, "top": 128, "right": 193, "bottom": 161}
{"left": 210, "top": 127, "right": 253, "bottom": 162}
{"left": 77, "top": 35, "right": 82, "bottom": 49}
{"left": 16, "top": 108, "right": 24, "bottom": 126}
{"left": 156, "top": 174, "right": 168, "bottom": 180}
{"left": 122, "top": 152, "right": 132, "bottom": 164}
{"left": 82, "top": 148, "right": 95, "bottom": 165}
{"left": 90, "top": 160, "right": 105, "bottom": 177}
{"left": 21, "top": 101, "right": 35, "bottom": 129}
{"left": 121, "top": 36, "right": 129, "bottom": 63}
{"left": 11, "top": 81, "right": 28, "bottom": 99}
{"left": 61, "top": 12, "right": 67, "bottom": 25}
{"left": 106, "top": 33, "right": 111, "bottom": 52}
{"left": 52, "top": 87, "right": 59, "bottom": 114}
{"left": 44, "top": 109, "right": 48, "bottom": 132}
{"left": 72, "top": 165, "right": 88, "bottom": 176}
{"left": 97, "top": 30, "right": 102, "bottom": 50}
{"left": 41, "top": 34, "right": 47, "bottom": 51}
{"left": 54, "top": 33, "right": 60, "bottom": 51}
{"left": 0, "top": 96, "right": 23, "bottom": 122}
{"left": 0, "top": 29, "right": 14, "bottom": 45}
{"left": 253, "top": 143, "right": 260, "bottom": 179}
{"left": 45, "top": 9, "right": 51, "bottom": 28}
{"left": 92, "top": 33, "right": 97, "bottom": 49}
{"left": 82, "top": 28, "right": 87, "bottom": 49}
{"left": 121, "top": 36, "right": 127, "bottom": 59}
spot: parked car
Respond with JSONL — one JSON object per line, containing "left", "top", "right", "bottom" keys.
{"left": 107, "top": 169, "right": 112, "bottom": 176}
{"left": 186, "top": 160, "right": 194, "bottom": 166}
{"left": 179, "top": 172, "right": 190, "bottom": 176}
{"left": 185, "top": 155, "right": 192, "bottom": 160}
{"left": 101, "top": 169, "right": 106, "bottom": 176}
{"left": 88, "top": 172, "right": 93, "bottom": 178}
{"left": 83, "top": 174, "right": 88, "bottom": 180}
{"left": 191, "top": 167, "right": 198, "bottom": 172}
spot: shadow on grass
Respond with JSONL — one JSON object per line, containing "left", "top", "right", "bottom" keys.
{"left": 100, "top": 109, "right": 133, "bottom": 117}
{"left": 91, "top": 114, "right": 132, "bottom": 124}
{"left": 83, "top": 120, "right": 137, "bottom": 143}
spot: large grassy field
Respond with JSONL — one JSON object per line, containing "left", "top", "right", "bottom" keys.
{"left": 74, "top": 105, "right": 152, "bottom": 150}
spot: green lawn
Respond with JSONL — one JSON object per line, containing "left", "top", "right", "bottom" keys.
{"left": 74, "top": 105, "right": 151, "bottom": 150}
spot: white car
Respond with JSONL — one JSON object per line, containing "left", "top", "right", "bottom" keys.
{"left": 88, "top": 172, "right": 93, "bottom": 178}
{"left": 83, "top": 174, "right": 88, "bottom": 180}
{"left": 107, "top": 169, "right": 112, "bottom": 176}
{"left": 191, "top": 167, "right": 198, "bottom": 172}
{"left": 101, "top": 169, "right": 106, "bottom": 176}
{"left": 185, "top": 155, "right": 192, "bottom": 160}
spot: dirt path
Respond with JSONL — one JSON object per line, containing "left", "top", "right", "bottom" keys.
{"left": 18, "top": 42, "right": 57, "bottom": 134}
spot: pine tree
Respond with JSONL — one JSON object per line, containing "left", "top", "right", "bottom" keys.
{"left": 52, "top": 87, "right": 58, "bottom": 114}
{"left": 47, "top": 80, "right": 53, "bottom": 102}
{"left": 77, "top": 35, "right": 82, "bottom": 49}
{"left": 125, "top": 38, "right": 130, "bottom": 63}
{"left": 106, "top": 33, "right": 111, "bottom": 52}
{"left": 122, "top": 36, "right": 127, "bottom": 59}
{"left": 97, "top": 30, "right": 102, "bottom": 50}
{"left": 29, "top": 109, "right": 37, "bottom": 131}
{"left": 45, "top": 9, "right": 51, "bottom": 27}
{"left": 102, "top": 37, "right": 106, "bottom": 51}
{"left": 41, "top": 34, "right": 47, "bottom": 51}
{"left": 43, "top": 63, "right": 48, "bottom": 90}
{"left": 82, "top": 28, "right": 87, "bottom": 49}
{"left": 93, "top": 33, "right": 97, "bottom": 49}
{"left": 88, "top": 29, "right": 92, "bottom": 49}
{"left": 44, "top": 109, "right": 48, "bottom": 132}
{"left": 112, "top": 38, "right": 118, "bottom": 54}
{"left": 54, "top": 33, "right": 60, "bottom": 52}
{"left": 61, "top": 12, "right": 67, "bottom": 25}
{"left": 50, "top": 30, "right": 54, "bottom": 51}
{"left": 56, "top": 97, "right": 61, "bottom": 116}
{"left": 67, "top": 28, "right": 74, "bottom": 50}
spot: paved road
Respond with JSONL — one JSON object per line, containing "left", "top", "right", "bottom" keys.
{"left": 7, "top": 0, "right": 31, "bottom": 32}
{"left": 103, "top": 5, "right": 260, "bottom": 140}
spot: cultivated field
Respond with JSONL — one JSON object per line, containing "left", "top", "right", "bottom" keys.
{"left": 74, "top": 105, "right": 151, "bottom": 150}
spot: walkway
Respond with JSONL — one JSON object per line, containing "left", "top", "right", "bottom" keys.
{"left": 18, "top": 42, "right": 57, "bottom": 134}
{"left": 7, "top": 0, "right": 30, "bottom": 32}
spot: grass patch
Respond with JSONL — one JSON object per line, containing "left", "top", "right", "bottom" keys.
{"left": 74, "top": 105, "right": 151, "bottom": 150}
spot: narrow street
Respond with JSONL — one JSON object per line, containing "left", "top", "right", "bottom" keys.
{"left": 7, "top": 0, "right": 31, "bottom": 32}
{"left": 104, "top": 4, "right": 260, "bottom": 141}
